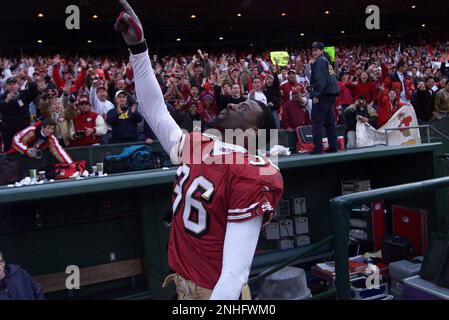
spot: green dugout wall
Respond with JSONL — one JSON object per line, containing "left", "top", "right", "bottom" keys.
{"left": 0, "top": 137, "right": 445, "bottom": 299}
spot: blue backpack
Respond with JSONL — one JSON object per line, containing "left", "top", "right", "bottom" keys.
{"left": 105, "top": 145, "right": 155, "bottom": 173}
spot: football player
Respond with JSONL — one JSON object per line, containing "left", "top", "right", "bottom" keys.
{"left": 115, "top": 0, "right": 284, "bottom": 300}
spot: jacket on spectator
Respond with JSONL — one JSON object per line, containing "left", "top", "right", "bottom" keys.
{"left": 377, "top": 95, "right": 406, "bottom": 128}
{"left": 336, "top": 81, "right": 354, "bottom": 106}
{"left": 10, "top": 122, "right": 73, "bottom": 163}
{"left": 391, "top": 72, "right": 414, "bottom": 101}
{"left": 281, "top": 100, "right": 311, "bottom": 129}
{"left": 70, "top": 110, "right": 108, "bottom": 147}
{"left": 52, "top": 67, "right": 86, "bottom": 94}
{"left": 414, "top": 89, "right": 435, "bottom": 122}
{"left": 0, "top": 82, "right": 40, "bottom": 131}
{"left": 106, "top": 108, "right": 143, "bottom": 143}
{"left": 435, "top": 89, "right": 449, "bottom": 114}
{"left": 0, "top": 264, "right": 44, "bottom": 300}
{"left": 344, "top": 103, "right": 378, "bottom": 132}
{"left": 348, "top": 81, "right": 376, "bottom": 103}
{"left": 264, "top": 76, "right": 281, "bottom": 111}
{"left": 171, "top": 109, "right": 205, "bottom": 133}
{"left": 213, "top": 85, "right": 245, "bottom": 112}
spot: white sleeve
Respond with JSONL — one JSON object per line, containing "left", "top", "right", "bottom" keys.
{"left": 260, "top": 60, "right": 270, "bottom": 72}
{"left": 89, "top": 86, "right": 103, "bottom": 114}
{"left": 210, "top": 216, "right": 262, "bottom": 300}
{"left": 130, "top": 51, "right": 183, "bottom": 164}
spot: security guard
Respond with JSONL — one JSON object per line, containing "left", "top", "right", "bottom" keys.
{"left": 309, "top": 42, "right": 340, "bottom": 154}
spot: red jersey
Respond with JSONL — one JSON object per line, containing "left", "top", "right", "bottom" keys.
{"left": 168, "top": 132, "right": 284, "bottom": 289}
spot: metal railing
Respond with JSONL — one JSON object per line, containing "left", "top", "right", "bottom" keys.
{"left": 385, "top": 125, "right": 430, "bottom": 145}
{"left": 329, "top": 176, "right": 449, "bottom": 299}
{"left": 385, "top": 125, "right": 449, "bottom": 145}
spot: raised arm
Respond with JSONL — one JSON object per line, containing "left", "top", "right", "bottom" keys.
{"left": 115, "top": 0, "right": 183, "bottom": 163}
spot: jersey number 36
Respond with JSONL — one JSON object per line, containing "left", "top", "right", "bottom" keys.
{"left": 172, "top": 164, "right": 214, "bottom": 237}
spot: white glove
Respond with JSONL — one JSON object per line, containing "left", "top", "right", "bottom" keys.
{"left": 114, "top": 0, "right": 145, "bottom": 47}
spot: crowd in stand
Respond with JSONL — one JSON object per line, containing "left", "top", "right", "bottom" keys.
{"left": 1, "top": 40, "right": 449, "bottom": 159}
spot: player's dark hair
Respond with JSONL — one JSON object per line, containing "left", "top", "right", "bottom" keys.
{"left": 255, "top": 101, "right": 276, "bottom": 130}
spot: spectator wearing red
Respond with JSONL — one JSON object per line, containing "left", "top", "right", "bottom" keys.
{"left": 335, "top": 73, "right": 354, "bottom": 122}
{"left": 199, "top": 92, "right": 218, "bottom": 125}
{"left": 52, "top": 57, "right": 87, "bottom": 95}
{"left": 348, "top": 71, "right": 377, "bottom": 103}
{"left": 70, "top": 95, "right": 108, "bottom": 147}
{"left": 10, "top": 118, "right": 73, "bottom": 163}
{"left": 377, "top": 89, "right": 406, "bottom": 128}
{"left": 281, "top": 88, "right": 310, "bottom": 132}
{"left": 184, "top": 85, "right": 202, "bottom": 111}
{"left": 280, "top": 70, "right": 305, "bottom": 105}
{"left": 391, "top": 60, "right": 414, "bottom": 103}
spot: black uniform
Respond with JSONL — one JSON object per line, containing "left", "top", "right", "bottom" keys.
{"left": 309, "top": 53, "right": 340, "bottom": 152}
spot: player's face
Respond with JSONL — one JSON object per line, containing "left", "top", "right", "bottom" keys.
{"left": 214, "top": 100, "right": 263, "bottom": 131}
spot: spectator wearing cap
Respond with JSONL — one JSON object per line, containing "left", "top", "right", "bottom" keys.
{"left": 309, "top": 41, "right": 340, "bottom": 154}
{"left": 281, "top": 87, "right": 310, "bottom": 132}
{"left": 0, "top": 76, "right": 46, "bottom": 152}
{"left": 247, "top": 77, "right": 268, "bottom": 105}
{"left": 90, "top": 78, "right": 115, "bottom": 119}
{"left": 0, "top": 251, "right": 44, "bottom": 300}
{"left": 188, "top": 52, "right": 212, "bottom": 90}
{"left": 70, "top": 95, "right": 107, "bottom": 147}
{"left": 199, "top": 92, "right": 218, "bottom": 126}
{"left": 344, "top": 96, "right": 378, "bottom": 149}
{"left": 229, "top": 67, "right": 241, "bottom": 86}
{"left": 263, "top": 74, "right": 281, "bottom": 129}
{"left": 280, "top": 70, "right": 304, "bottom": 105}
{"left": 106, "top": 91, "right": 143, "bottom": 143}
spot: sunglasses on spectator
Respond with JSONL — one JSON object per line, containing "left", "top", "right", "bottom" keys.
{"left": 78, "top": 101, "right": 90, "bottom": 105}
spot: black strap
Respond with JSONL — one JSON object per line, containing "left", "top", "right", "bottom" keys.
{"left": 128, "top": 40, "right": 148, "bottom": 55}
